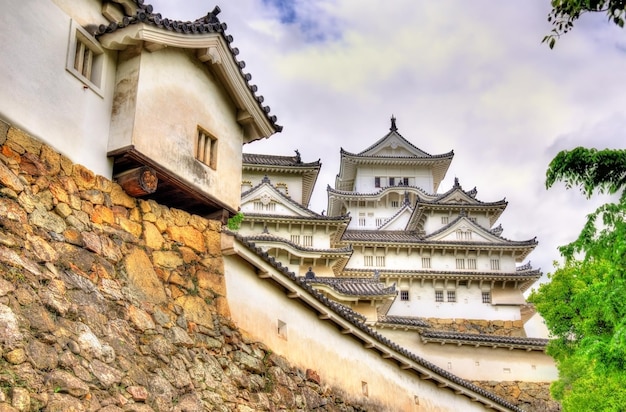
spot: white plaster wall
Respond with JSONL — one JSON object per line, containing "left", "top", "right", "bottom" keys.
{"left": 224, "top": 253, "right": 493, "bottom": 411}
{"left": 387, "top": 282, "right": 522, "bottom": 321}
{"left": 238, "top": 220, "right": 332, "bottom": 249}
{"left": 524, "top": 312, "right": 551, "bottom": 339}
{"left": 423, "top": 211, "right": 492, "bottom": 234}
{"left": 108, "top": 47, "right": 244, "bottom": 211}
{"left": 0, "top": 0, "right": 116, "bottom": 177}
{"left": 354, "top": 165, "right": 434, "bottom": 193}
{"left": 378, "top": 329, "right": 558, "bottom": 382}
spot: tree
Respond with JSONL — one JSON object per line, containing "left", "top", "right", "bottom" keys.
{"left": 544, "top": 0, "right": 626, "bottom": 48}
{"left": 529, "top": 147, "right": 626, "bottom": 410}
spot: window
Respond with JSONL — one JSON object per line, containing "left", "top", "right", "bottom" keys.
{"left": 67, "top": 21, "right": 104, "bottom": 94}
{"left": 391, "top": 200, "right": 399, "bottom": 208}
{"left": 400, "top": 290, "right": 409, "bottom": 301}
{"left": 364, "top": 256, "right": 374, "bottom": 267}
{"left": 468, "top": 217, "right": 477, "bottom": 223}
{"left": 490, "top": 259, "right": 500, "bottom": 270}
{"left": 375, "top": 256, "right": 385, "bottom": 267}
{"left": 254, "top": 201, "right": 275, "bottom": 212}
{"left": 467, "top": 258, "right": 477, "bottom": 270}
{"left": 482, "top": 291, "right": 491, "bottom": 303}
{"left": 456, "top": 230, "right": 472, "bottom": 240}
{"left": 290, "top": 235, "right": 300, "bottom": 244}
{"left": 401, "top": 177, "right": 409, "bottom": 186}
{"left": 196, "top": 128, "right": 218, "bottom": 169}
{"left": 421, "top": 257, "right": 431, "bottom": 268}
{"left": 389, "top": 177, "right": 395, "bottom": 186}
{"left": 447, "top": 290, "right": 456, "bottom": 302}
{"left": 374, "top": 177, "right": 381, "bottom": 188}
{"left": 435, "top": 290, "right": 444, "bottom": 302}
{"left": 455, "top": 258, "right": 465, "bottom": 270}
{"left": 277, "top": 319, "right": 288, "bottom": 340}
{"left": 375, "top": 218, "right": 385, "bottom": 226}
{"left": 441, "top": 216, "right": 449, "bottom": 224}
{"left": 303, "top": 235, "right": 313, "bottom": 247}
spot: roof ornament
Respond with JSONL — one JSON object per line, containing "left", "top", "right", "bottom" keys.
{"left": 468, "top": 187, "right": 478, "bottom": 198}
{"left": 262, "top": 225, "right": 269, "bottom": 234}
{"left": 459, "top": 208, "right": 467, "bottom": 217}
{"left": 403, "top": 191, "right": 410, "bottom": 206}
{"left": 491, "top": 224, "right": 503, "bottom": 236}
{"left": 390, "top": 115, "right": 398, "bottom": 132}
{"left": 454, "top": 177, "right": 460, "bottom": 188}
{"left": 294, "top": 149, "right": 302, "bottom": 164}
{"left": 305, "top": 267, "right": 316, "bottom": 279}
{"left": 373, "top": 269, "right": 380, "bottom": 281}
{"left": 261, "top": 175, "right": 271, "bottom": 184}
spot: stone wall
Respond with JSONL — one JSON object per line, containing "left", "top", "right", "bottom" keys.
{"left": 426, "top": 318, "right": 526, "bottom": 336}
{"left": 473, "top": 381, "right": 560, "bottom": 412}
{"left": 0, "top": 122, "right": 375, "bottom": 411}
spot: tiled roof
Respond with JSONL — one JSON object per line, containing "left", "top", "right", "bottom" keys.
{"left": 241, "top": 234, "right": 353, "bottom": 255}
{"left": 243, "top": 153, "right": 320, "bottom": 168}
{"left": 304, "top": 277, "right": 397, "bottom": 297}
{"left": 342, "top": 228, "right": 538, "bottom": 247}
{"left": 228, "top": 231, "right": 523, "bottom": 412}
{"left": 420, "top": 331, "right": 549, "bottom": 350}
{"left": 96, "top": 2, "right": 281, "bottom": 132}
{"left": 377, "top": 315, "right": 430, "bottom": 328}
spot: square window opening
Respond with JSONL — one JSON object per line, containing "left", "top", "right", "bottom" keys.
{"left": 66, "top": 21, "right": 105, "bottom": 95}
{"left": 400, "top": 290, "right": 409, "bottom": 301}
{"left": 196, "top": 128, "right": 218, "bottom": 169}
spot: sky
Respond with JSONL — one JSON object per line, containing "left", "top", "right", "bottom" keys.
{"left": 151, "top": 0, "right": 625, "bottom": 287}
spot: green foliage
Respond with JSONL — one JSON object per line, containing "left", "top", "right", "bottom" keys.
{"left": 530, "top": 147, "right": 626, "bottom": 410}
{"left": 227, "top": 212, "right": 244, "bottom": 230}
{"left": 543, "top": 0, "right": 625, "bottom": 48}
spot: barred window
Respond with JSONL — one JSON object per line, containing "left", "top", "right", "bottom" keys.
{"left": 375, "top": 256, "right": 386, "bottom": 267}
{"left": 441, "top": 216, "right": 449, "bottom": 224}
{"left": 196, "top": 128, "right": 218, "bottom": 169}
{"left": 303, "top": 235, "right": 313, "bottom": 247}
{"left": 482, "top": 291, "right": 491, "bottom": 303}
{"left": 447, "top": 291, "right": 456, "bottom": 302}
{"left": 374, "top": 177, "right": 381, "bottom": 188}
{"left": 435, "top": 290, "right": 444, "bottom": 302}
{"left": 456, "top": 230, "right": 472, "bottom": 240}
{"left": 456, "top": 258, "right": 465, "bottom": 270}
{"left": 400, "top": 290, "right": 409, "bottom": 301}
{"left": 467, "top": 258, "right": 477, "bottom": 270}
{"left": 422, "top": 257, "right": 431, "bottom": 268}
{"left": 364, "top": 256, "right": 374, "bottom": 267}
{"left": 67, "top": 21, "right": 104, "bottom": 94}
{"left": 490, "top": 259, "right": 500, "bottom": 270}
{"left": 290, "top": 235, "right": 300, "bottom": 244}
{"left": 391, "top": 200, "right": 399, "bottom": 208}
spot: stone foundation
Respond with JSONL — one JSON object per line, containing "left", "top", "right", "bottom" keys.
{"left": 473, "top": 381, "right": 561, "bottom": 412}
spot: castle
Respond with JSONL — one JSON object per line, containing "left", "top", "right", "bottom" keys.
{"left": 0, "top": 1, "right": 557, "bottom": 410}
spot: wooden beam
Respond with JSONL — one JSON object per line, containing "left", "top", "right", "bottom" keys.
{"left": 115, "top": 166, "right": 158, "bottom": 196}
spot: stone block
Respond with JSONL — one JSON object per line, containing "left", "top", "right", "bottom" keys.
{"left": 72, "top": 164, "right": 96, "bottom": 189}
{"left": 124, "top": 248, "right": 167, "bottom": 304}
{"left": 175, "top": 295, "right": 214, "bottom": 329}
{"left": 110, "top": 184, "right": 136, "bottom": 209}
{"left": 40, "top": 144, "right": 61, "bottom": 176}
{"left": 166, "top": 226, "right": 205, "bottom": 253}
{"left": 0, "top": 161, "right": 24, "bottom": 192}
{"left": 143, "top": 221, "right": 164, "bottom": 250}
{"left": 7, "top": 126, "right": 42, "bottom": 154}
{"left": 197, "top": 269, "right": 226, "bottom": 296}
{"left": 152, "top": 251, "right": 183, "bottom": 269}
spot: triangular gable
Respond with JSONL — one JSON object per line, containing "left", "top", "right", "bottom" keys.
{"left": 379, "top": 204, "right": 414, "bottom": 230}
{"left": 358, "top": 131, "right": 431, "bottom": 158}
{"left": 436, "top": 187, "right": 481, "bottom": 205}
{"left": 241, "top": 181, "right": 318, "bottom": 218}
{"left": 425, "top": 216, "right": 507, "bottom": 244}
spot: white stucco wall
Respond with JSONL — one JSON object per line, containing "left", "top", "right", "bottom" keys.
{"left": 224, "top": 251, "right": 497, "bottom": 411}
{"left": 354, "top": 165, "right": 434, "bottom": 193}
{"left": 378, "top": 329, "right": 558, "bottom": 382}
{"left": 0, "top": 0, "right": 116, "bottom": 177}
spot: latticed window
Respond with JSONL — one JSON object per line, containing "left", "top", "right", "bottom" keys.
{"left": 455, "top": 258, "right": 465, "bottom": 270}
{"left": 364, "top": 256, "right": 374, "bottom": 266}
{"left": 482, "top": 291, "right": 491, "bottom": 303}
{"left": 447, "top": 291, "right": 456, "bottom": 302}
{"left": 435, "top": 290, "right": 444, "bottom": 302}
{"left": 290, "top": 235, "right": 300, "bottom": 244}
{"left": 490, "top": 259, "right": 500, "bottom": 270}
{"left": 67, "top": 21, "right": 104, "bottom": 93}
{"left": 422, "top": 257, "right": 431, "bottom": 268}
{"left": 441, "top": 216, "right": 449, "bottom": 224}
{"left": 391, "top": 201, "right": 399, "bottom": 208}
{"left": 358, "top": 212, "right": 366, "bottom": 227}
{"left": 375, "top": 256, "right": 385, "bottom": 267}
{"left": 303, "top": 235, "right": 313, "bottom": 247}
{"left": 375, "top": 218, "right": 384, "bottom": 226}
{"left": 400, "top": 290, "right": 409, "bottom": 301}
{"left": 374, "top": 177, "right": 381, "bottom": 188}
{"left": 467, "top": 258, "right": 477, "bottom": 270}
{"left": 196, "top": 129, "right": 218, "bottom": 169}
{"left": 456, "top": 230, "right": 472, "bottom": 240}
